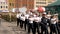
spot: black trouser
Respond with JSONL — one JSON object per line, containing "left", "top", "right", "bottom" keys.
{"left": 17, "top": 18, "right": 20, "bottom": 27}
{"left": 56, "top": 23, "right": 60, "bottom": 34}
{"left": 24, "top": 19, "right": 28, "bottom": 31}
{"left": 50, "top": 24, "right": 58, "bottom": 34}
{"left": 34, "top": 21, "right": 40, "bottom": 34}
{"left": 20, "top": 20, "right": 24, "bottom": 29}
{"left": 58, "top": 23, "right": 60, "bottom": 34}
{"left": 41, "top": 23, "right": 48, "bottom": 34}
{"left": 47, "top": 19, "right": 51, "bottom": 26}
{"left": 28, "top": 23, "right": 35, "bottom": 34}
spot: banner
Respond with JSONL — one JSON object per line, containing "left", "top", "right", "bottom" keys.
{"left": 19, "top": 7, "right": 27, "bottom": 13}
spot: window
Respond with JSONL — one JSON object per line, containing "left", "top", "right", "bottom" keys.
{"left": 23, "top": 4, "right": 27, "bottom": 7}
{"left": 1, "top": 2, "right": 2, "bottom": 4}
{"left": 6, "top": 6, "right": 8, "bottom": 8}
{"left": 37, "top": 0, "right": 46, "bottom": 1}
{"left": 48, "top": 1, "right": 52, "bottom": 3}
{"left": 36, "top": 5, "right": 39, "bottom": 7}
{"left": 12, "top": 3, "right": 14, "bottom": 6}
{"left": 16, "top": 3, "right": 18, "bottom": 7}
{"left": 29, "top": 4, "right": 33, "bottom": 9}
{"left": 36, "top": 2, "right": 46, "bottom": 4}
{"left": 3, "top": 2, "right": 5, "bottom": 4}
{"left": 1, "top": 6, "right": 2, "bottom": 8}
{"left": 9, "top": 3, "right": 11, "bottom": 6}
{"left": 18, "top": 0, "right": 21, "bottom": 1}
{"left": 40, "top": 0, "right": 46, "bottom": 1}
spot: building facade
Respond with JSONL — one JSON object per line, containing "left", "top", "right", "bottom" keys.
{"left": 8, "top": 0, "right": 34, "bottom": 12}
{"left": 15, "top": 0, "right": 34, "bottom": 9}
{"left": 8, "top": 0, "right": 16, "bottom": 11}
{"left": 8, "top": 0, "right": 57, "bottom": 12}
{"left": 34, "top": 0, "right": 48, "bottom": 8}
{"left": 34, "top": 0, "right": 57, "bottom": 8}
{"left": 48, "top": 0, "right": 57, "bottom": 4}
{"left": 0, "top": 0, "right": 8, "bottom": 12}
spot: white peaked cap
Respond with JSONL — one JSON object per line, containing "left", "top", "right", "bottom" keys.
{"left": 54, "top": 14, "right": 58, "bottom": 15}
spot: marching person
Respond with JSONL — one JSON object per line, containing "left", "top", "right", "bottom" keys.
{"left": 50, "top": 14, "right": 58, "bottom": 34}
{"left": 54, "top": 13, "right": 59, "bottom": 34}
{"left": 38, "top": 13, "right": 42, "bottom": 34}
{"left": 55, "top": 14, "right": 60, "bottom": 34}
{"left": 16, "top": 13, "right": 20, "bottom": 27}
{"left": 33, "top": 14, "right": 42, "bottom": 34}
{"left": 28, "top": 15, "right": 35, "bottom": 34}
{"left": 41, "top": 12, "right": 48, "bottom": 34}
{"left": 25, "top": 12, "right": 30, "bottom": 31}
{"left": 20, "top": 13, "right": 25, "bottom": 29}
{"left": 47, "top": 11, "right": 51, "bottom": 34}
{"left": 47, "top": 11, "right": 51, "bottom": 26}
{"left": 55, "top": 13, "right": 60, "bottom": 34}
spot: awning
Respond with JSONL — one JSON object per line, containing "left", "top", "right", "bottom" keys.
{"left": 48, "top": 0, "right": 60, "bottom": 6}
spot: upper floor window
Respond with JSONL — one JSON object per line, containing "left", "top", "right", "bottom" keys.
{"left": 36, "top": 2, "right": 46, "bottom": 4}
{"left": 0, "top": 6, "right": 2, "bottom": 8}
{"left": 9, "top": 3, "right": 11, "bottom": 6}
{"left": 6, "top": 6, "right": 8, "bottom": 8}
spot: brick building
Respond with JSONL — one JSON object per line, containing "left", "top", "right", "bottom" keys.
{"left": 8, "top": 0, "right": 34, "bottom": 12}
{"left": 8, "top": 0, "right": 16, "bottom": 11}
{"left": 15, "top": 0, "right": 34, "bottom": 9}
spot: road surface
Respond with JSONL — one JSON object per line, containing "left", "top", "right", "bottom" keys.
{"left": 0, "top": 19, "right": 27, "bottom": 34}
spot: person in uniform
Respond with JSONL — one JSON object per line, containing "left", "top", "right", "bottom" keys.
{"left": 33, "top": 14, "right": 41, "bottom": 34}
{"left": 47, "top": 11, "right": 51, "bottom": 26}
{"left": 54, "top": 13, "right": 59, "bottom": 34}
{"left": 25, "top": 12, "right": 29, "bottom": 31}
{"left": 20, "top": 13, "right": 25, "bottom": 29}
{"left": 38, "top": 14, "right": 42, "bottom": 34}
{"left": 50, "top": 14, "right": 58, "bottom": 34}
{"left": 41, "top": 12, "right": 48, "bottom": 34}
{"left": 16, "top": 13, "right": 20, "bottom": 27}
{"left": 19, "top": 13, "right": 23, "bottom": 28}
{"left": 28, "top": 15, "right": 35, "bottom": 34}
{"left": 46, "top": 11, "right": 51, "bottom": 34}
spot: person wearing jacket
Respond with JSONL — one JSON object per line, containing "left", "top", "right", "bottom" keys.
{"left": 41, "top": 12, "right": 48, "bottom": 34}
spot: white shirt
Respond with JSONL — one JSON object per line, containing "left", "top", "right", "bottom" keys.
{"left": 39, "top": 17, "right": 42, "bottom": 22}
{"left": 51, "top": 18, "right": 57, "bottom": 24}
{"left": 34, "top": 17, "right": 42, "bottom": 22}
{"left": 29, "top": 17, "right": 34, "bottom": 23}
{"left": 19, "top": 13, "right": 22, "bottom": 16}
{"left": 56, "top": 18, "right": 58, "bottom": 22}
{"left": 29, "top": 12, "right": 33, "bottom": 15}
{"left": 47, "top": 14, "right": 51, "bottom": 19}
{"left": 16, "top": 14, "right": 20, "bottom": 18}
{"left": 25, "top": 14, "right": 29, "bottom": 19}
{"left": 20, "top": 16, "right": 25, "bottom": 21}
{"left": 34, "top": 14, "right": 37, "bottom": 17}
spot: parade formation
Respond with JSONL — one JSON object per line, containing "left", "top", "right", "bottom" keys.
{"left": 16, "top": 6, "right": 60, "bottom": 34}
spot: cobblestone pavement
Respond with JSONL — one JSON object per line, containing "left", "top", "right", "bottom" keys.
{"left": 0, "top": 19, "right": 27, "bottom": 34}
